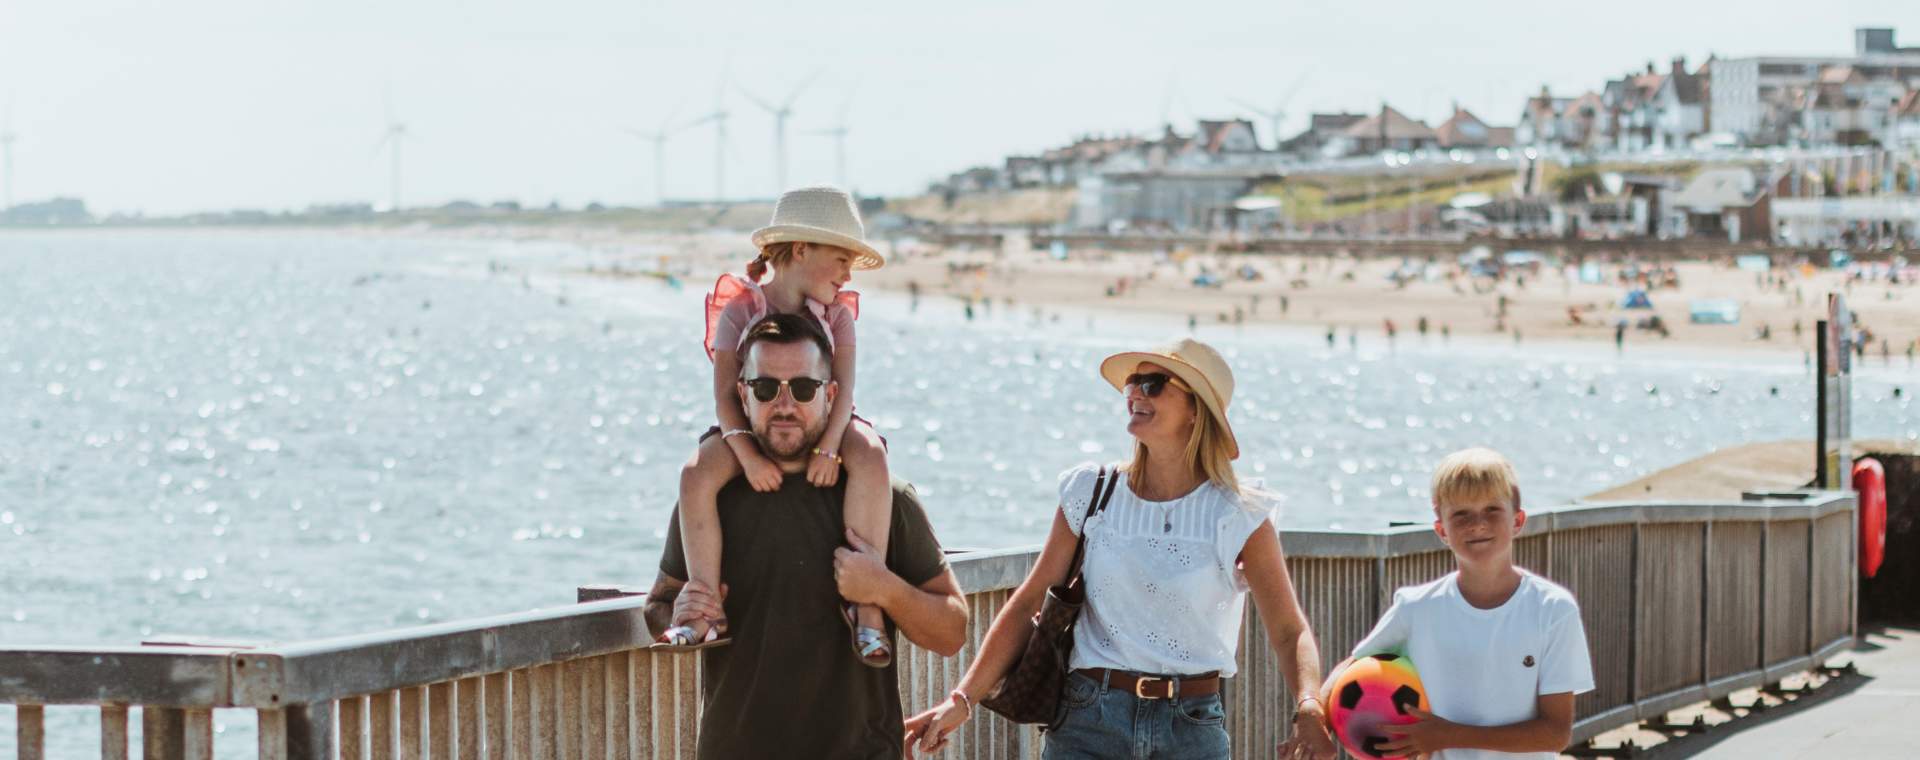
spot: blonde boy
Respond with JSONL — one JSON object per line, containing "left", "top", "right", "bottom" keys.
{"left": 1323, "top": 448, "right": 1594, "bottom": 759}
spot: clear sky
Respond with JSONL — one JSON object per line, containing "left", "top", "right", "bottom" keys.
{"left": 1, "top": 1, "right": 1916, "bottom": 215}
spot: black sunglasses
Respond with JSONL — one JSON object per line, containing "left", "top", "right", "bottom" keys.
{"left": 1123, "top": 372, "right": 1190, "bottom": 398}
{"left": 742, "top": 376, "right": 827, "bottom": 403}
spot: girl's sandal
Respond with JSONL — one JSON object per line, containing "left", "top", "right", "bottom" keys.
{"left": 651, "top": 617, "right": 731, "bottom": 652}
{"left": 842, "top": 603, "right": 893, "bottom": 668}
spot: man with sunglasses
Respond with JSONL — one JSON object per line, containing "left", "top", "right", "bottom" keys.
{"left": 645, "top": 312, "right": 969, "bottom": 760}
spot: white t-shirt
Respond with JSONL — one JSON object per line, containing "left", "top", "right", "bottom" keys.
{"left": 1057, "top": 462, "right": 1276, "bottom": 677}
{"left": 1350, "top": 569, "right": 1595, "bottom": 760}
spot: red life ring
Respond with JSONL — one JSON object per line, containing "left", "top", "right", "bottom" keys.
{"left": 1854, "top": 458, "right": 1887, "bottom": 579}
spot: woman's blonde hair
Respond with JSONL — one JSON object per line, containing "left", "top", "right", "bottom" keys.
{"left": 1125, "top": 395, "right": 1240, "bottom": 498}
{"left": 745, "top": 241, "right": 803, "bottom": 282}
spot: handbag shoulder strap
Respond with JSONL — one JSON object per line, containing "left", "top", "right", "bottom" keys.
{"left": 1064, "top": 466, "right": 1120, "bottom": 583}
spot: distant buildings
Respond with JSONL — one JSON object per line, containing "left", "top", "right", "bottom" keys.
{"left": 1278, "top": 113, "right": 1365, "bottom": 157}
{"left": 1517, "top": 87, "right": 1601, "bottom": 149}
{"left": 0, "top": 198, "right": 89, "bottom": 225}
{"left": 1435, "top": 105, "right": 1515, "bottom": 150}
{"left": 1664, "top": 168, "right": 1770, "bottom": 242}
{"left": 1328, "top": 105, "right": 1440, "bottom": 155}
{"left": 1714, "top": 27, "right": 1920, "bottom": 147}
{"left": 921, "top": 26, "right": 1920, "bottom": 242}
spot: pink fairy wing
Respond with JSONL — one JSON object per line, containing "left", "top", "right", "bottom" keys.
{"left": 834, "top": 289, "right": 860, "bottom": 321}
{"left": 703, "top": 274, "right": 765, "bottom": 360}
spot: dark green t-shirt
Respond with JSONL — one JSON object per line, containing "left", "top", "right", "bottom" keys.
{"left": 659, "top": 474, "right": 948, "bottom": 760}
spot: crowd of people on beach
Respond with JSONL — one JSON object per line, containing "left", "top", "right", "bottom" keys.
{"left": 641, "top": 186, "right": 1595, "bottom": 760}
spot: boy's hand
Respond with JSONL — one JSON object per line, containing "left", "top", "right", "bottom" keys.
{"left": 739, "top": 450, "right": 785, "bottom": 492}
{"left": 806, "top": 449, "right": 842, "bottom": 487}
{"left": 1378, "top": 708, "right": 1456, "bottom": 757}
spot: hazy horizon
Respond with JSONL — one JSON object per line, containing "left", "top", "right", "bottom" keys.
{"left": 1, "top": 0, "right": 1916, "bottom": 216}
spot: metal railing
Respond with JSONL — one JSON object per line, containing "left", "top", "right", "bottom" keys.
{"left": 0, "top": 490, "right": 1854, "bottom": 759}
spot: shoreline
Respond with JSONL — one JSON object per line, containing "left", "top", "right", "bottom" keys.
{"left": 13, "top": 222, "right": 1918, "bottom": 362}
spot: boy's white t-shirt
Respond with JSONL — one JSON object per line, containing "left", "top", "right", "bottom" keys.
{"left": 1350, "top": 568, "right": 1595, "bottom": 760}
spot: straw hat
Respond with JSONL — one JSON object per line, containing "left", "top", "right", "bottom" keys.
{"left": 1098, "top": 338, "right": 1239, "bottom": 460}
{"left": 750, "top": 186, "right": 885, "bottom": 270}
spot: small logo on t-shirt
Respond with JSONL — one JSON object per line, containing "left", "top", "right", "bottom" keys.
{"left": 1523, "top": 655, "right": 1536, "bottom": 668}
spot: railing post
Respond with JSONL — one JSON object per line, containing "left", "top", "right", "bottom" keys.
{"left": 103, "top": 705, "right": 131, "bottom": 760}
{"left": 1805, "top": 516, "right": 1817, "bottom": 658}
{"left": 16, "top": 704, "right": 45, "bottom": 760}
{"left": 144, "top": 707, "right": 185, "bottom": 760}
{"left": 285, "top": 702, "right": 336, "bottom": 760}
{"left": 576, "top": 585, "right": 646, "bottom": 603}
{"left": 1699, "top": 521, "right": 1713, "bottom": 694}
{"left": 1628, "top": 522, "right": 1642, "bottom": 706}
{"left": 1757, "top": 520, "right": 1770, "bottom": 674}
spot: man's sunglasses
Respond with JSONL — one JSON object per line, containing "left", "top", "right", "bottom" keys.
{"left": 742, "top": 376, "right": 828, "bottom": 403}
{"left": 1123, "top": 372, "right": 1191, "bottom": 398}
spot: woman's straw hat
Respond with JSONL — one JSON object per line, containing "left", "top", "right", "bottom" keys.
{"left": 750, "top": 186, "right": 885, "bottom": 270}
{"left": 1098, "top": 338, "right": 1239, "bottom": 459}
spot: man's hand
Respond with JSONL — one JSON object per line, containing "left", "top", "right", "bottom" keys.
{"left": 833, "top": 528, "right": 897, "bottom": 606}
{"left": 669, "top": 579, "right": 728, "bottom": 628}
{"left": 1378, "top": 707, "right": 1457, "bottom": 757}
{"left": 738, "top": 449, "right": 785, "bottom": 492}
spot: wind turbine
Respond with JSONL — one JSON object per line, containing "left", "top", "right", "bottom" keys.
{"left": 688, "top": 68, "right": 732, "bottom": 202}
{"left": 1, "top": 99, "right": 16, "bottom": 213}
{"left": 804, "top": 85, "right": 856, "bottom": 189}
{"left": 738, "top": 72, "right": 819, "bottom": 194}
{"left": 1231, "top": 71, "right": 1311, "bottom": 150}
{"left": 373, "top": 98, "right": 409, "bottom": 213}
{"left": 623, "top": 105, "right": 687, "bottom": 205}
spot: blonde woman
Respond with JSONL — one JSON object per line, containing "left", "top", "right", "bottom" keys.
{"left": 905, "top": 339, "right": 1337, "bottom": 759}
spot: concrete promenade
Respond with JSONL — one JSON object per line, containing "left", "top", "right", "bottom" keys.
{"left": 1636, "top": 625, "right": 1920, "bottom": 758}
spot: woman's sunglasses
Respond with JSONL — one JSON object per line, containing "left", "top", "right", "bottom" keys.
{"left": 1123, "top": 372, "right": 1190, "bottom": 398}
{"left": 742, "top": 376, "right": 827, "bottom": 403}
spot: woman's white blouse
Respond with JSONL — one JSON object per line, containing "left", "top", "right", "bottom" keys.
{"left": 1057, "top": 462, "right": 1277, "bottom": 677}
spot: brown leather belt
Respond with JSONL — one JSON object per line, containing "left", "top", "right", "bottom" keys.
{"left": 1073, "top": 668, "right": 1221, "bottom": 700}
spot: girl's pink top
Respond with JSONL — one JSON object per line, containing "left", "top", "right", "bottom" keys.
{"left": 704, "top": 273, "right": 859, "bottom": 360}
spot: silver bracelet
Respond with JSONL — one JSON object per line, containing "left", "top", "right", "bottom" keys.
{"left": 949, "top": 689, "right": 974, "bottom": 717}
{"left": 719, "top": 428, "right": 753, "bottom": 440}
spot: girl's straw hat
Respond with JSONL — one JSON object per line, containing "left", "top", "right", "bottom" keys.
{"left": 750, "top": 186, "right": 885, "bottom": 270}
{"left": 1098, "top": 338, "right": 1239, "bottom": 460}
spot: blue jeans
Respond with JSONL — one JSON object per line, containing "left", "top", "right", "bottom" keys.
{"left": 1042, "top": 672, "right": 1231, "bottom": 760}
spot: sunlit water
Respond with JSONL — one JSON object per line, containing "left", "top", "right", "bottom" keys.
{"left": 0, "top": 230, "right": 1914, "bottom": 754}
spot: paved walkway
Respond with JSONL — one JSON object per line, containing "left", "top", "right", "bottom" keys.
{"left": 1647, "top": 625, "right": 1920, "bottom": 758}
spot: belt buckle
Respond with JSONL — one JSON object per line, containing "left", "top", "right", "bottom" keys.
{"left": 1133, "top": 676, "right": 1169, "bottom": 699}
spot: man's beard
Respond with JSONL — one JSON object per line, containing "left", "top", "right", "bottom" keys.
{"left": 753, "top": 412, "right": 823, "bottom": 461}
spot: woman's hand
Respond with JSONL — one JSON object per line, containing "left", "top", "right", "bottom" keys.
{"left": 738, "top": 449, "right": 785, "bottom": 492}
{"left": 1278, "top": 702, "right": 1338, "bottom": 760}
{"left": 805, "top": 448, "right": 842, "bottom": 487}
{"left": 902, "top": 695, "right": 972, "bottom": 756}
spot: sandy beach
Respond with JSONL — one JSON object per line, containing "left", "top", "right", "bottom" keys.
{"left": 535, "top": 226, "right": 1920, "bottom": 362}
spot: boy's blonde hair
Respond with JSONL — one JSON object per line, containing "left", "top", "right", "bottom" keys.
{"left": 1430, "top": 447, "right": 1522, "bottom": 513}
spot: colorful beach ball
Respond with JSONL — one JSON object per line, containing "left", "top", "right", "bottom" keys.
{"left": 1328, "top": 653, "right": 1430, "bottom": 759}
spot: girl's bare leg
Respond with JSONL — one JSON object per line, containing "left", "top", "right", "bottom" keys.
{"left": 673, "top": 433, "right": 742, "bottom": 641}
{"left": 841, "top": 422, "right": 891, "bottom": 636}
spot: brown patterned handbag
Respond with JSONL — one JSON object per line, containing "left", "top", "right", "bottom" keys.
{"left": 980, "top": 465, "right": 1119, "bottom": 728}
